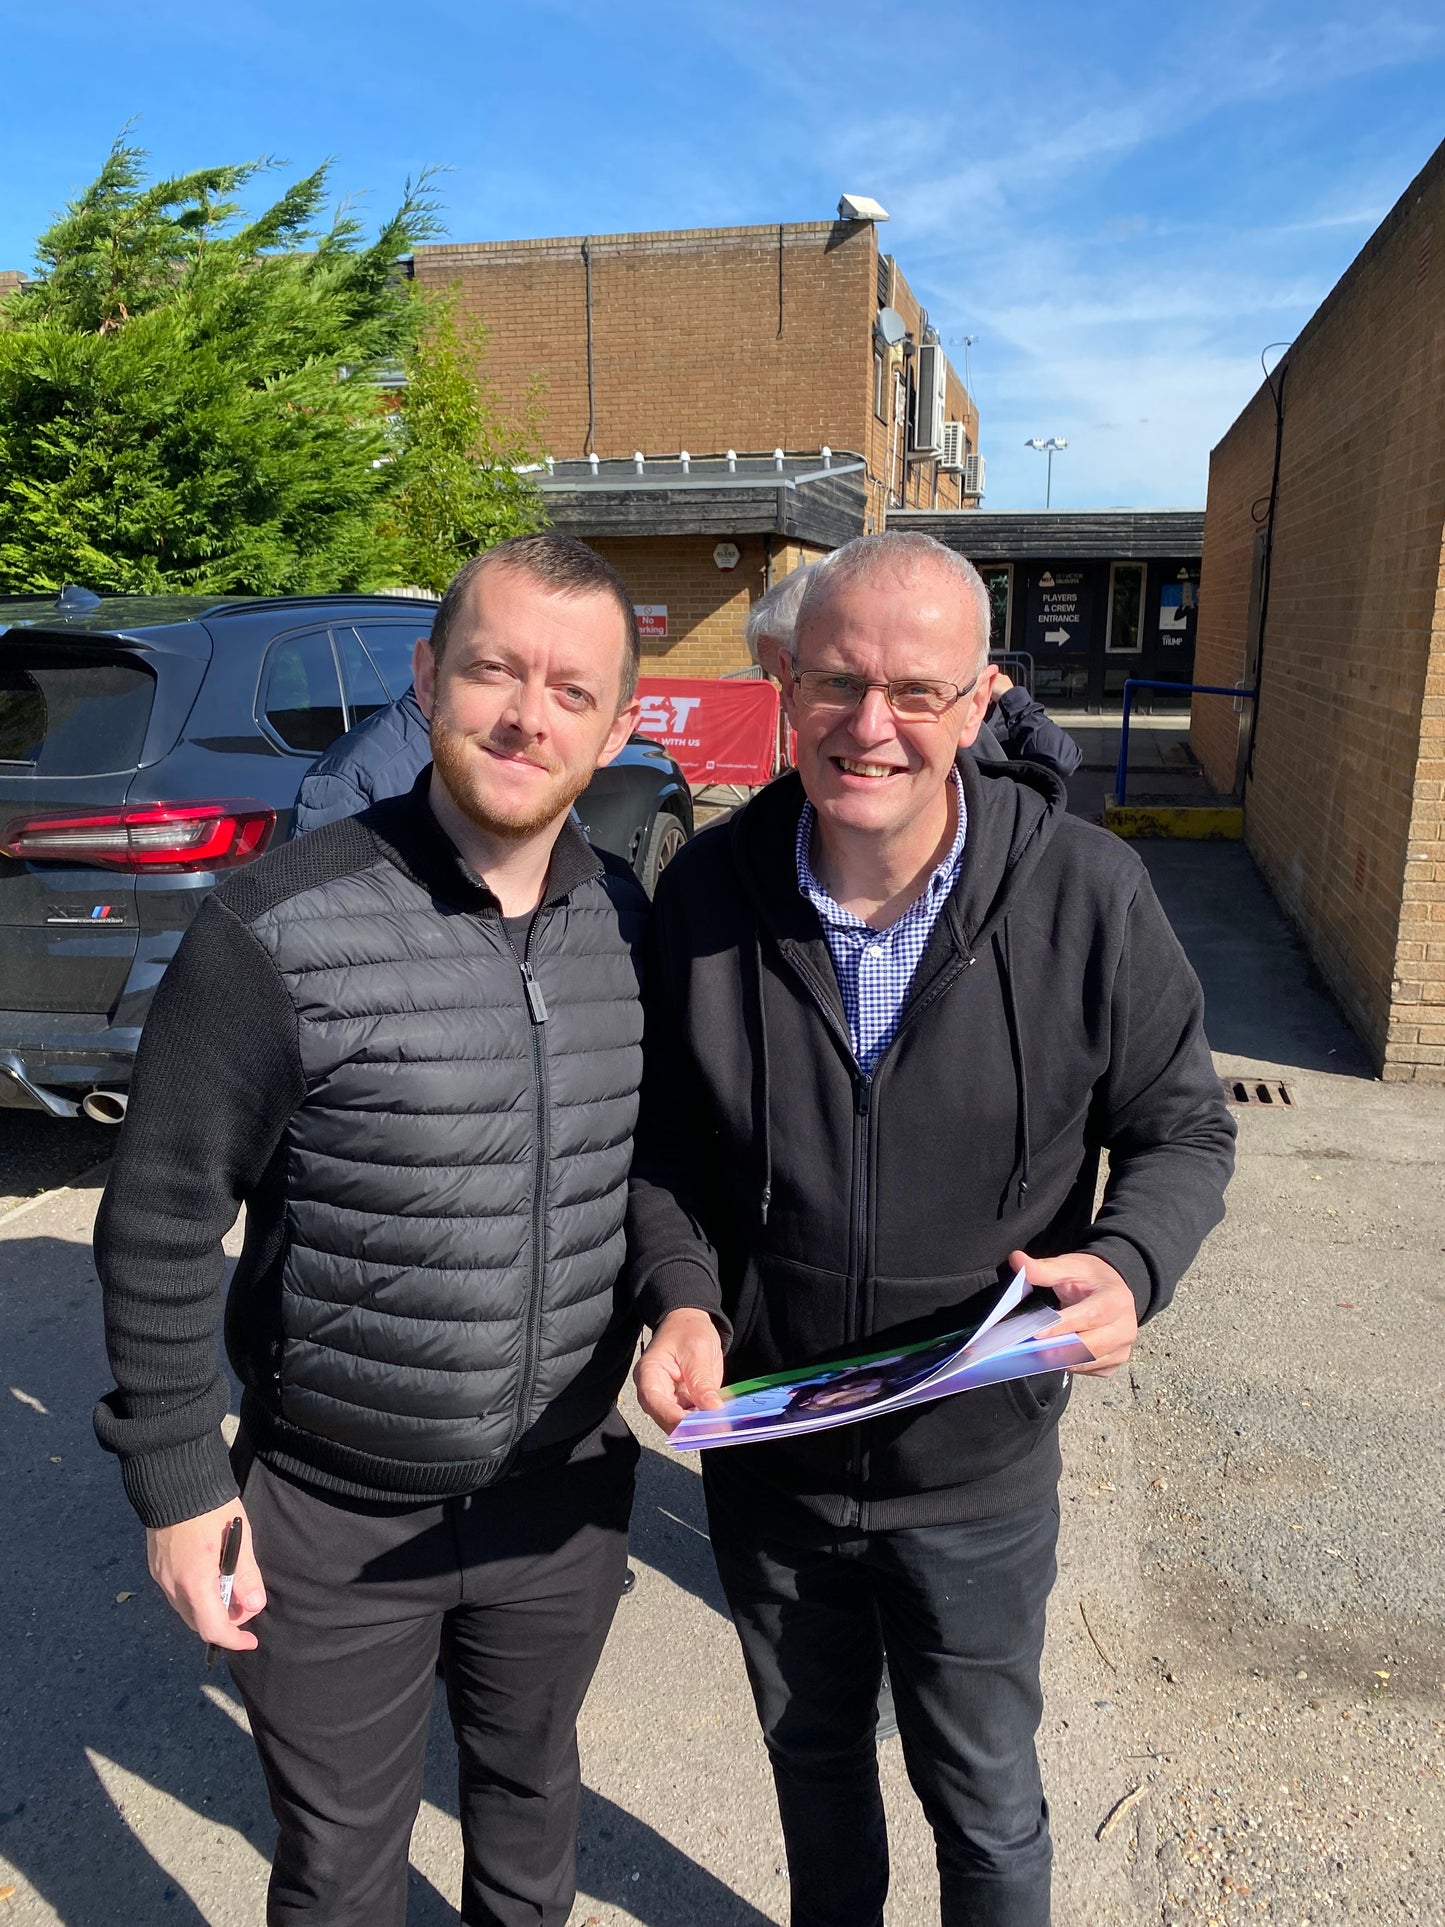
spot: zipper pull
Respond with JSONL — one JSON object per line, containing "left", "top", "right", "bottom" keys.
{"left": 521, "top": 962, "right": 548, "bottom": 1024}
{"left": 857, "top": 1073, "right": 872, "bottom": 1117}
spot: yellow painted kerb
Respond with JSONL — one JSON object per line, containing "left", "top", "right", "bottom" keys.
{"left": 1103, "top": 804, "right": 1244, "bottom": 840}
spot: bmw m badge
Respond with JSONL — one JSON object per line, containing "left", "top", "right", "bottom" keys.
{"left": 46, "top": 903, "right": 130, "bottom": 925}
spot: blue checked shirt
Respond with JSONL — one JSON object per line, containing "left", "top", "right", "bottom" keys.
{"left": 796, "top": 768, "right": 967, "bottom": 1074}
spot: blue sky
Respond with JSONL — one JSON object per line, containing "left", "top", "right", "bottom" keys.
{"left": 3, "top": 0, "right": 1441, "bottom": 510}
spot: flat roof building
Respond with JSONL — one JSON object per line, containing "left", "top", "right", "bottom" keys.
{"left": 892, "top": 509, "right": 1204, "bottom": 708}
{"left": 411, "top": 213, "right": 978, "bottom": 675}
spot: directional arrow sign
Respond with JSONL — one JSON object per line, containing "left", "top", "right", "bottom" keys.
{"left": 1027, "top": 567, "right": 1092, "bottom": 658}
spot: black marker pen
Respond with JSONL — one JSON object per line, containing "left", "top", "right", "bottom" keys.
{"left": 205, "top": 1515, "right": 244, "bottom": 1670}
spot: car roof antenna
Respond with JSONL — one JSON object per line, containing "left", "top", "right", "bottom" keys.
{"left": 55, "top": 584, "right": 103, "bottom": 612}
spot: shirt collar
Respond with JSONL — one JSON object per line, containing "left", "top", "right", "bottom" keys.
{"left": 366, "top": 766, "right": 603, "bottom": 911}
{"left": 796, "top": 764, "right": 967, "bottom": 928}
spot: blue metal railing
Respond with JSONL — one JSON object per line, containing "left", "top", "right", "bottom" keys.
{"left": 989, "top": 650, "right": 1036, "bottom": 694}
{"left": 1113, "top": 679, "right": 1255, "bottom": 807}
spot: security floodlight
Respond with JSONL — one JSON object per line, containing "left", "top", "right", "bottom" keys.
{"left": 1025, "top": 436, "right": 1068, "bottom": 508}
{"left": 875, "top": 306, "right": 907, "bottom": 348}
{"left": 838, "top": 194, "right": 890, "bottom": 223}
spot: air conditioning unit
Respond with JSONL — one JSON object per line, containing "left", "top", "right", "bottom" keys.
{"left": 939, "top": 420, "right": 968, "bottom": 471}
{"left": 910, "top": 340, "right": 947, "bottom": 455}
{"left": 963, "top": 452, "right": 986, "bottom": 499}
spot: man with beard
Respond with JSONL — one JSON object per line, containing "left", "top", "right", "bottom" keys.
{"left": 94, "top": 534, "right": 649, "bottom": 1927}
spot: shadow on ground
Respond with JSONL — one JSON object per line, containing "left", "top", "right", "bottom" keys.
{"left": 1134, "top": 843, "right": 1373, "bottom": 1077}
{"left": 1, "top": 1222, "right": 760, "bottom": 1925}
{"left": 1, "top": 1233, "right": 276, "bottom": 1924}
{"left": 626, "top": 1438, "right": 729, "bottom": 1618}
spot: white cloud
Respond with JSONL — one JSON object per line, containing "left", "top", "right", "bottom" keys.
{"left": 787, "top": 4, "right": 1444, "bottom": 506}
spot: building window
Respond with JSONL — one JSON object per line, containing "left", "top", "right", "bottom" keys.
{"left": 874, "top": 349, "right": 887, "bottom": 420}
{"left": 1106, "top": 562, "right": 1145, "bottom": 653}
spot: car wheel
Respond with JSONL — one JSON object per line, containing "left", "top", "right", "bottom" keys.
{"left": 637, "top": 810, "right": 688, "bottom": 895}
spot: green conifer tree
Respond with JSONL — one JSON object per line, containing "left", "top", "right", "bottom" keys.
{"left": 0, "top": 139, "right": 447, "bottom": 593}
{"left": 384, "top": 296, "right": 548, "bottom": 595}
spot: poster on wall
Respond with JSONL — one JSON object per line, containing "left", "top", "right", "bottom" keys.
{"left": 1158, "top": 575, "right": 1199, "bottom": 663}
{"left": 1025, "top": 568, "right": 1093, "bottom": 656}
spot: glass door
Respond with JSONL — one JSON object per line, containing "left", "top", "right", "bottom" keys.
{"left": 1103, "top": 562, "right": 1144, "bottom": 702}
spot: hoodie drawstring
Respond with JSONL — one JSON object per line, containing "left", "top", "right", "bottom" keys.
{"left": 753, "top": 928, "right": 774, "bottom": 1224}
{"left": 997, "top": 921, "right": 1032, "bottom": 1214}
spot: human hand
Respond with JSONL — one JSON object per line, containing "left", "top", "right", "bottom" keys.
{"left": 1008, "top": 1248, "right": 1139, "bottom": 1377}
{"left": 993, "top": 670, "right": 1014, "bottom": 694}
{"left": 634, "top": 1308, "right": 726, "bottom": 1434}
{"left": 146, "top": 1498, "right": 266, "bottom": 1650}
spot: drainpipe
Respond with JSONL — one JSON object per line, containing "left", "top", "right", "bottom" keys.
{"left": 1244, "top": 357, "right": 1288, "bottom": 786}
{"left": 582, "top": 238, "right": 596, "bottom": 457}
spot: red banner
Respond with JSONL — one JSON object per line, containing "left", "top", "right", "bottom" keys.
{"left": 635, "top": 678, "right": 780, "bottom": 786}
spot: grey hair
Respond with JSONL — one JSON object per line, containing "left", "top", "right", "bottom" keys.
{"left": 793, "top": 531, "right": 992, "bottom": 673}
{"left": 744, "top": 563, "right": 815, "bottom": 664}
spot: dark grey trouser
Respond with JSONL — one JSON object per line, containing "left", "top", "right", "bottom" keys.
{"left": 705, "top": 1477, "right": 1059, "bottom": 1927}
{"left": 229, "top": 1415, "right": 637, "bottom": 1927}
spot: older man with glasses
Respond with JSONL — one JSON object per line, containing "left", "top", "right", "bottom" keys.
{"left": 625, "top": 531, "right": 1234, "bottom": 1927}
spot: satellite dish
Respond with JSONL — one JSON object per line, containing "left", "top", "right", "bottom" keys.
{"left": 876, "top": 307, "right": 906, "bottom": 348}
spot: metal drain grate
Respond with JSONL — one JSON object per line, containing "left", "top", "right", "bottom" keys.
{"left": 1221, "top": 1077, "right": 1294, "bottom": 1108}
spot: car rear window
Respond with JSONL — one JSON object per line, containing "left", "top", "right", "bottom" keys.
{"left": 352, "top": 620, "right": 430, "bottom": 698}
{"left": 0, "top": 648, "right": 157, "bottom": 775}
{"left": 260, "top": 629, "right": 345, "bottom": 753}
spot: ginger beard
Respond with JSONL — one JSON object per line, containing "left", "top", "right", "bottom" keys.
{"left": 428, "top": 705, "right": 595, "bottom": 843}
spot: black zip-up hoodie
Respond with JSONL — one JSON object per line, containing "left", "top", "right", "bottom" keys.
{"left": 625, "top": 753, "right": 1235, "bottom": 1530}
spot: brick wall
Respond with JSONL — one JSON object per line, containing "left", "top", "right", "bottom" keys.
{"left": 1192, "top": 139, "right": 1445, "bottom": 1079}
{"left": 863, "top": 256, "right": 978, "bottom": 525}
{"left": 589, "top": 534, "right": 826, "bottom": 678}
{"left": 412, "top": 221, "right": 975, "bottom": 539}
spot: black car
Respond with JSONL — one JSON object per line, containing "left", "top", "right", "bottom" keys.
{"left": 0, "top": 589, "right": 691, "bottom": 1123}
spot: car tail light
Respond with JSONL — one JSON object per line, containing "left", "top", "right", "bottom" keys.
{"left": 0, "top": 801, "right": 276, "bottom": 872}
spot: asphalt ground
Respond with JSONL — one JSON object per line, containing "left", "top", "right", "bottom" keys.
{"left": 2, "top": 829, "right": 1443, "bottom": 1924}
{"left": 0, "top": 1111, "right": 112, "bottom": 1220}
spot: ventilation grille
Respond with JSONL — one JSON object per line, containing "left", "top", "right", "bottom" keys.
{"left": 1220, "top": 1077, "right": 1294, "bottom": 1107}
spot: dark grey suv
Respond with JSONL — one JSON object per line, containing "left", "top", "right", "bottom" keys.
{"left": 0, "top": 590, "right": 691, "bottom": 1123}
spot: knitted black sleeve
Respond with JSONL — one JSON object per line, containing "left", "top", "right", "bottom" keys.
{"left": 92, "top": 896, "right": 306, "bottom": 1527}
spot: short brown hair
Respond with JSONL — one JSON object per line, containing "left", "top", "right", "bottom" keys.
{"left": 429, "top": 533, "right": 642, "bottom": 704}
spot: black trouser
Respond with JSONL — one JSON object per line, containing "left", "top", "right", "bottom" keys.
{"left": 706, "top": 1475, "right": 1058, "bottom": 1927}
{"left": 229, "top": 1415, "right": 637, "bottom": 1927}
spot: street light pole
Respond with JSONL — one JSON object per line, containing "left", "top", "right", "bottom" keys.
{"left": 1025, "top": 436, "right": 1068, "bottom": 508}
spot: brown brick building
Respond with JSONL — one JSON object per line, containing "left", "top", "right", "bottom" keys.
{"left": 1191, "top": 138, "right": 1445, "bottom": 1081}
{"left": 411, "top": 213, "right": 979, "bottom": 674}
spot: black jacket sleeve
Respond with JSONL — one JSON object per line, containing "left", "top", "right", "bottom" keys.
{"left": 1078, "top": 869, "right": 1236, "bottom": 1320}
{"left": 93, "top": 899, "right": 306, "bottom": 1527}
{"left": 989, "top": 687, "right": 1083, "bottom": 778}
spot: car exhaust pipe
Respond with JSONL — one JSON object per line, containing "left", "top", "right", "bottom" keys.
{"left": 81, "top": 1089, "right": 129, "bottom": 1125}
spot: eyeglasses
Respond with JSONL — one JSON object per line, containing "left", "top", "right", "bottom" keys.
{"left": 789, "top": 667, "right": 979, "bottom": 719}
